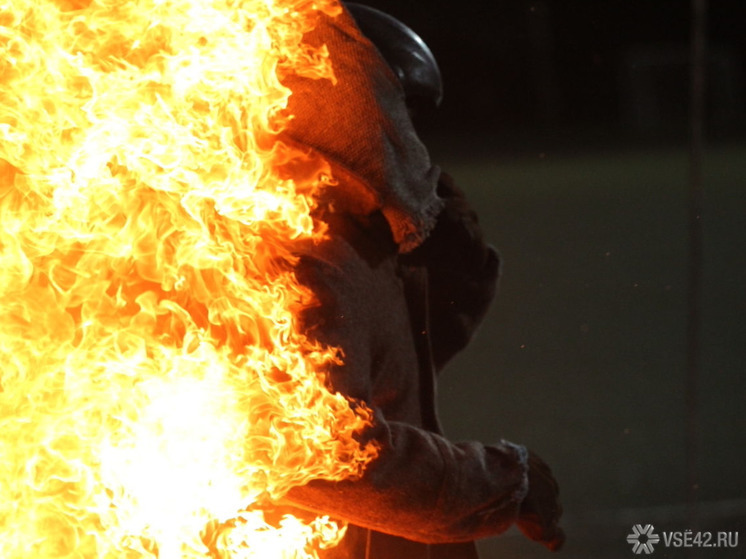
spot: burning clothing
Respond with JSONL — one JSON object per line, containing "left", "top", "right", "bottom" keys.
{"left": 280, "top": 5, "right": 444, "bottom": 253}
{"left": 286, "top": 172, "right": 531, "bottom": 559}
{"left": 278, "top": 6, "right": 562, "bottom": 558}
{"left": 0, "top": 0, "right": 560, "bottom": 556}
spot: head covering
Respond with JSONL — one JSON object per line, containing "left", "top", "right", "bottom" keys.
{"left": 345, "top": 3, "right": 444, "bottom": 108}
{"left": 280, "top": 5, "right": 443, "bottom": 252}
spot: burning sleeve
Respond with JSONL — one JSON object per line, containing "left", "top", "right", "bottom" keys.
{"left": 285, "top": 215, "right": 528, "bottom": 543}
{"left": 287, "top": 421, "right": 529, "bottom": 544}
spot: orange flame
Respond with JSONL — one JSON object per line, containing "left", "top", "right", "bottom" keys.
{"left": 0, "top": 0, "right": 377, "bottom": 557}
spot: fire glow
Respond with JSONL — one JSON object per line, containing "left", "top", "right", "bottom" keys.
{"left": 0, "top": 0, "right": 377, "bottom": 557}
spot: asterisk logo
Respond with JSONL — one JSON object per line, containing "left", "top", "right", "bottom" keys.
{"left": 627, "top": 524, "right": 660, "bottom": 554}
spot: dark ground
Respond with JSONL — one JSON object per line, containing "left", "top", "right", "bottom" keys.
{"left": 427, "top": 141, "right": 746, "bottom": 558}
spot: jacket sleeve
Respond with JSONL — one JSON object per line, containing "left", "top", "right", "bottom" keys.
{"left": 286, "top": 419, "right": 529, "bottom": 544}
{"left": 284, "top": 218, "right": 527, "bottom": 544}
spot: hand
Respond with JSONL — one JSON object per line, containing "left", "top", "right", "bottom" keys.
{"left": 516, "top": 451, "right": 565, "bottom": 551}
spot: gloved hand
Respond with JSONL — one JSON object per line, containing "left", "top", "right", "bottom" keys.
{"left": 516, "top": 451, "right": 565, "bottom": 551}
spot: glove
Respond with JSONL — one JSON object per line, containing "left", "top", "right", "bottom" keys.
{"left": 516, "top": 450, "right": 565, "bottom": 551}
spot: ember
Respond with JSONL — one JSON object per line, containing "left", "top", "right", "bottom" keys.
{"left": 0, "top": 0, "right": 377, "bottom": 557}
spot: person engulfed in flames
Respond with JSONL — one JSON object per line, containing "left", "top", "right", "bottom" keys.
{"left": 0, "top": 0, "right": 561, "bottom": 557}
{"left": 278, "top": 4, "right": 565, "bottom": 558}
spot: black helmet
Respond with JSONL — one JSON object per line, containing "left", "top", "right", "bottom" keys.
{"left": 345, "top": 3, "right": 443, "bottom": 109}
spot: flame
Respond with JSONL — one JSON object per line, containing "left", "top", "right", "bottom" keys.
{"left": 0, "top": 0, "right": 377, "bottom": 557}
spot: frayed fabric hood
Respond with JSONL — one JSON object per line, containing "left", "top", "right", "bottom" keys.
{"left": 280, "top": 5, "right": 443, "bottom": 252}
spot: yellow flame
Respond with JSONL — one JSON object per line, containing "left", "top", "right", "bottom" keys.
{"left": 0, "top": 0, "right": 377, "bottom": 557}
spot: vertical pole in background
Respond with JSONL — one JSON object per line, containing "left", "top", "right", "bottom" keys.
{"left": 687, "top": 0, "right": 707, "bottom": 534}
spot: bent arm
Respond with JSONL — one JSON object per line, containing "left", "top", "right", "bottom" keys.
{"left": 285, "top": 419, "right": 527, "bottom": 544}
{"left": 287, "top": 221, "right": 527, "bottom": 543}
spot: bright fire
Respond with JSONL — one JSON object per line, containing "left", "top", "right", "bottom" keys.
{"left": 0, "top": 0, "right": 377, "bottom": 557}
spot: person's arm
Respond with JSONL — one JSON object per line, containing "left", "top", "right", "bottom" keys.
{"left": 285, "top": 418, "right": 529, "bottom": 544}
{"left": 285, "top": 222, "right": 563, "bottom": 549}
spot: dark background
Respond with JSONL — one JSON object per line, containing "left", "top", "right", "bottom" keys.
{"left": 365, "top": 0, "right": 746, "bottom": 145}
{"left": 360, "top": 1, "right": 746, "bottom": 557}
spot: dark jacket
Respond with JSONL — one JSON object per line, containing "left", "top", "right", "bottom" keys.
{"left": 285, "top": 173, "right": 529, "bottom": 559}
